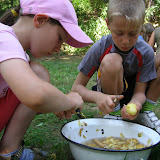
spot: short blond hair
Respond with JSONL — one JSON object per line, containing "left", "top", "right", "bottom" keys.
{"left": 107, "top": 0, "right": 145, "bottom": 26}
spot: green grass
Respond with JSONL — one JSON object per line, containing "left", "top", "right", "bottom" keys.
{"left": 1, "top": 55, "right": 160, "bottom": 160}
{"left": 24, "top": 55, "right": 98, "bottom": 160}
{"left": 29, "top": 55, "right": 160, "bottom": 160}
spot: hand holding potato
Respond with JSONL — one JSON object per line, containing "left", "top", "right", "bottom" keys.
{"left": 121, "top": 102, "right": 142, "bottom": 120}
{"left": 126, "top": 103, "right": 137, "bottom": 116}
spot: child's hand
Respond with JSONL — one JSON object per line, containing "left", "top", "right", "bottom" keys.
{"left": 54, "top": 109, "right": 75, "bottom": 119}
{"left": 55, "top": 92, "right": 83, "bottom": 119}
{"left": 121, "top": 102, "right": 142, "bottom": 120}
{"left": 54, "top": 111, "right": 66, "bottom": 119}
{"left": 96, "top": 93, "right": 123, "bottom": 114}
{"left": 66, "top": 92, "right": 83, "bottom": 111}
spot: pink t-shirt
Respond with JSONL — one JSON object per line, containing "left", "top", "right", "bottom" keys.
{"left": 0, "top": 23, "right": 30, "bottom": 98}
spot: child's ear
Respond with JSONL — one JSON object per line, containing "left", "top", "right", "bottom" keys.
{"left": 105, "top": 18, "right": 110, "bottom": 30}
{"left": 33, "top": 14, "right": 49, "bottom": 28}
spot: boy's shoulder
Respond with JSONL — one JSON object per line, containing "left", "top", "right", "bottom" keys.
{"left": 135, "top": 39, "right": 154, "bottom": 54}
{"left": 89, "top": 34, "right": 113, "bottom": 54}
{"left": 99, "top": 34, "right": 112, "bottom": 42}
{"left": 95, "top": 34, "right": 113, "bottom": 48}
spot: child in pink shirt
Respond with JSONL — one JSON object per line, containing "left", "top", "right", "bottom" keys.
{"left": 0, "top": 0, "right": 93, "bottom": 159}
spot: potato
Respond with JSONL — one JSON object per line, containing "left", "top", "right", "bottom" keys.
{"left": 126, "top": 103, "right": 137, "bottom": 116}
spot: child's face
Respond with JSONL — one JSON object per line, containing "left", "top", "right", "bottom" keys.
{"left": 108, "top": 16, "right": 141, "bottom": 52}
{"left": 31, "top": 18, "right": 69, "bottom": 58}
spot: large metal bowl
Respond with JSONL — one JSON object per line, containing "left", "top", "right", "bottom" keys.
{"left": 61, "top": 118, "right": 160, "bottom": 160}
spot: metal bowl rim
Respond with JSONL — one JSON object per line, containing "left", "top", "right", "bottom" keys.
{"left": 61, "top": 118, "right": 160, "bottom": 152}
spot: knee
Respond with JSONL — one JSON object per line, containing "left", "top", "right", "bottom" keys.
{"left": 30, "top": 61, "right": 50, "bottom": 83}
{"left": 100, "top": 53, "right": 123, "bottom": 73}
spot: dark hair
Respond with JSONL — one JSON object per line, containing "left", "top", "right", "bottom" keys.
{"left": 23, "top": 14, "right": 62, "bottom": 26}
{"left": 0, "top": 6, "right": 20, "bottom": 26}
{"left": 143, "top": 23, "right": 155, "bottom": 42}
{"left": 49, "top": 18, "right": 61, "bottom": 26}
{"left": 0, "top": 6, "right": 61, "bottom": 27}
{"left": 143, "top": 23, "right": 155, "bottom": 34}
{"left": 27, "top": 14, "right": 62, "bottom": 26}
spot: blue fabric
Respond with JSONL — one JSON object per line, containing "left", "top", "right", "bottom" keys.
{"left": 19, "top": 148, "right": 47, "bottom": 159}
{"left": 146, "top": 98, "right": 156, "bottom": 105}
{"left": 138, "top": 35, "right": 144, "bottom": 40}
{"left": 1, "top": 148, "right": 35, "bottom": 160}
{"left": 19, "top": 148, "right": 34, "bottom": 160}
{"left": 1, "top": 150, "right": 17, "bottom": 157}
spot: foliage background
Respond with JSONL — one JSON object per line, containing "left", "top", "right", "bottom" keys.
{"left": 1, "top": 0, "right": 160, "bottom": 55}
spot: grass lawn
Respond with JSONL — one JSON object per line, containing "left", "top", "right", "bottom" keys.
{"left": 24, "top": 55, "right": 99, "bottom": 160}
{"left": 2, "top": 54, "right": 160, "bottom": 160}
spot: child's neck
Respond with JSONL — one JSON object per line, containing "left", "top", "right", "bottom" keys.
{"left": 114, "top": 44, "right": 133, "bottom": 54}
{"left": 12, "top": 18, "right": 32, "bottom": 51}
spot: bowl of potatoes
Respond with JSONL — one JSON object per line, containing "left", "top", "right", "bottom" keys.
{"left": 61, "top": 118, "right": 160, "bottom": 160}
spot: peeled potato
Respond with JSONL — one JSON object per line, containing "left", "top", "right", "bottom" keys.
{"left": 126, "top": 103, "right": 137, "bottom": 116}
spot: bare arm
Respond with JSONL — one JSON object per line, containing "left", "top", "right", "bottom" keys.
{"left": 130, "top": 82, "right": 147, "bottom": 105}
{"left": 71, "top": 71, "right": 123, "bottom": 114}
{"left": 0, "top": 59, "right": 83, "bottom": 113}
{"left": 71, "top": 71, "right": 100, "bottom": 103}
{"left": 121, "top": 82, "right": 147, "bottom": 120}
{"left": 148, "top": 31, "right": 155, "bottom": 48}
